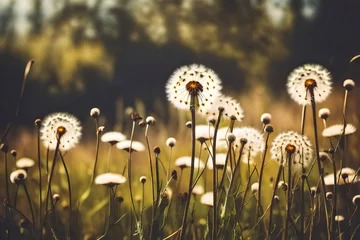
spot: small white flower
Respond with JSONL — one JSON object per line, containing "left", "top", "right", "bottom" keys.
{"left": 287, "top": 64, "right": 332, "bottom": 105}
{"left": 175, "top": 156, "right": 205, "bottom": 169}
{"left": 165, "top": 64, "right": 222, "bottom": 111}
{"left": 101, "top": 131, "right": 126, "bottom": 145}
{"left": 40, "top": 112, "right": 82, "bottom": 151}
{"left": 343, "top": 79, "right": 355, "bottom": 91}
{"left": 322, "top": 124, "right": 356, "bottom": 137}
{"left": 95, "top": 173, "right": 127, "bottom": 186}
{"left": 199, "top": 95, "right": 244, "bottom": 121}
{"left": 192, "top": 185, "right": 205, "bottom": 195}
{"left": 146, "top": 116, "right": 156, "bottom": 125}
{"left": 334, "top": 215, "right": 345, "bottom": 222}
{"left": 16, "top": 158, "right": 35, "bottom": 169}
{"left": 200, "top": 192, "right": 214, "bottom": 207}
{"left": 195, "top": 125, "right": 214, "bottom": 143}
{"left": 139, "top": 176, "right": 147, "bottom": 183}
{"left": 251, "top": 182, "right": 259, "bottom": 193}
{"left": 352, "top": 195, "right": 360, "bottom": 206}
{"left": 116, "top": 140, "right": 145, "bottom": 152}
{"left": 10, "top": 169, "right": 27, "bottom": 184}
{"left": 271, "top": 131, "right": 313, "bottom": 167}
{"left": 207, "top": 153, "right": 227, "bottom": 170}
{"left": 318, "top": 108, "right": 330, "bottom": 119}
{"left": 260, "top": 113, "right": 272, "bottom": 124}
{"left": 90, "top": 108, "right": 100, "bottom": 118}
{"left": 166, "top": 137, "right": 176, "bottom": 147}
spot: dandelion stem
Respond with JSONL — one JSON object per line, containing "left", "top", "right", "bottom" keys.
{"left": 145, "top": 124, "right": 156, "bottom": 230}
{"left": 309, "top": 89, "right": 330, "bottom": 240}
{"left": 36, "top": 122, "right": 43, "bottom": 229}
{"left": 330, "top": 151, "right": 338, "bottom": 238}
{"left": 4, "top": 152, "right": 10, "bottom": 203}
{"left": 268, "top": 164, "right": 283, "bottom": 239}
{"left": 167, "top": 147, "right": 173, "bottom": 181}
{"left": 14, "top": 184, "right": 19, "bottom": 208}
{"left": 23, "top": 182, "right": 36, "bottom": 226}
{"left": 106, "top": 144, "right": 112, "bottom": 172}
{"left": 59, "top": 151, "right": 72, "bottom": 238}
{"left": 300, "top": 105, "right": 306, "bottom": 240}
{"left": 179, "top": 94, "right": 196, "bottom": 240}
{"left": 284, "top": 152, "right": 293, "bottom": 240}
{"left": 151, "top": 151, "right": 161, "bottom": 239}
{"left": 211, "top": 108, "right": 223, "bottom": 239}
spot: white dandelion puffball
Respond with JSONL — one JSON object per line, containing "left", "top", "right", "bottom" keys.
{"left": 10, "top": 169, "right": 27, "bottom": 184}
{"left": 16, "top": 158, "right": 35, "bottom": 169}
{"left": 251, "top": 182, "right": 259, "bottom": 193}
{"left": 192, "top": 185, "right": 205, "bottom": 195}
{"left": 324, "top": 168, "right": 359, "bottom": 185}
{"left": 175, "top": 156, "right": 205, "bottom": 169}
{"left": 287, "top": 64, "right": 332, "bottom": 105}
{"left": 95, "top": 173, "right": 127, "bottom": 186}
{"left": 200, "top": 192, "right": 214, "bottom": 207}
{"left": 166, "top": 137, "right": 176, "bottom": 147}
{"left": 101, "top": 131, "right": 126, "bottom": 145}
{"left": 232, "top": 127, "right": 265, "bottom": 161}
{"left": 165, "top": 64, "right": 222, "bottom": 111}
{"left": 116, "top": 140, "right": 145, "bottom": 152}
{"left": 195, "top": 125, "right": 215, "bottom": 143}
{"left": 271, "top": 131, "right": 313, "bottom": 167}
{"left": 40, "top": 112, "right": 82, "bottom": 151}
{"left": 322, "top": 124, "right": 356, "bottom": 137}
{"left": 199, "top": 95, "right": 244, "bottom": 121}
{"left": 334, "top": 215, "right": 345, "bottom": 222}
{"left": 207, "top": 153, "right": 227, "bottom": 170}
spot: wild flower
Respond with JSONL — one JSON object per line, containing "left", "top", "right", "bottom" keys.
{"left": 166, "top": 137, "right": 176, "bottom": 147}
{"left": 165, "top": 64, "right": 222, "bottom": 111}
{"left": 322, "top": 123, "right": 357, "bottom": 137}
{"left": 287, "top": 64, "right": 332, "bottom": 105}
{"left": 192, "top": 185, "right": 205, "bottom": 195}
{"left": 195, "top": 125, "right": 214, "bottom": 143}
{"left": 10, "top": 169, "right": 27, "bottom": 184}
{"left": 323, "top": 168, "right": 359, "bottom": 185}
{"left": 175, "top": 156, "right": 205, "bottom": 169}
{"left": 206, "top": 153, "right": 227, "bottom": 170}
{"left": 16, "top": 158, "right": 35, "bottom": 169}
{"left": 318, "top": 108, "right": 330, "bottom": 119}
{"left": 101, "top": 131, "right": 126, "bottom": 145}
{"left": 139, "top": 176, "right": 147, "bottom": 183}
{"left": 251, "top": 182, "right": 259, "bottom": 193}
{"left": 270, "top": 131, "right": 313, "bottom": 167}
{"left": 95, "top": 173, "right": 127, "bottom": 187}
{"left": 199, "top": 95, "right": 244, "bottom": 121}
{"left": 200, "top": 192, "right": 214, "bottom": 207}
{"left": 116, "top": 140, "right": 145, "bottom": 152}
{"left": 40, "top": 112, "right": 82, "bottom": 151}
{"left": 343, "top": 79, "right": 355, "bottom": 91}
{"left": 260, "top": 113, "right": 272, "bottom": 125}
{"left": 90, "top": 108, "right": 100, "bottom": 118}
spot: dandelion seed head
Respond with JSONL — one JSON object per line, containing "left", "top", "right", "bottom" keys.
{"left": 199, "top": 95, "right": 244, "bottom": 121}
{"left": 40, "top": 112, "right": 82, "bottom": 151}
{"left": 322, "top": 124, "right": 356, "bottom": 137}
{"left": 10, "top": 169, "right": 27, "bottom": 184}
{"left": 287, "top": 64, "right": 332, "bottom": 105}
{"left": 324, "top": 168, "right": 359, "bottom": 185}
{"left": 334, "top": 215, "right": 345, "bottom": 222}
{"left": 166, "top": 137, "right": 176, "bottom": 147}
{"left": 227, "top": 133, "right": 236, "bottom": 143}
{"left": 343, "top": 79, "right": 355, "bottom": 91}
{"left": 232, "top": 127, "right": 265, "bottom": 162}
{"left": 175, "top": 156, "right": 205, "bottom": 169}
{"left": 200, "top": 192, "right": 214, "bottom": 207}
{"left": 140, "top": 176, "right": 147, "bottom": 183}
{"left": 90, "top": 108, "right": 100, "bottom": 118}
{"left": 326, "top": 192, "right": 333, "bottom": 200}
{"left": 318, "top": 108, "right": 330, "bottom": 120}
{"left": 251, "top": 182, "right": 259, "bottom": 193}
{"left": 207, "top": 153, "right": 227, "bottom": 170}
{"left": 146, "top": 116, "right": 156, "bottom": 126}
{"left": 319, "top": 152, "right": 330, "bottom": 162}
{"left": 265, "top": 124, "right": 274, "bottom": 133}
{"left": 116, "top": 140, "right": 145, "bottom": 152}
{"left": 270, "top": 131, "right": 313, "bottom": 167}
{"left": 53, "top": 193, "right": 60, "bottom": 203}
{"left": 101, "top": 131, "right": 126, "bottom": 145}
{"left": 10, "top": 150, "right": 17, "bottom": 157}
{"left": 352, "top": 195, "right": 360, "bottom": 206}
{"left": 195, "top": 125, "right": 214, "bottom": 143}
{"left": 16, "top": 158, "right": 35, "bottom": 169}
{"left": 165, "top": 64, "right": 222, "bottom": 111}
{"left": 34, "top": 118, "right": 41, "bottom": 127}
{"left": 261, "top": 113, "right": 272, "bottom": 125}
{"left": 95, "top": 173, "right": 126, "bottom": 187}
{"left": 153, "top": 146, "right": 161, "bottom": 154}
{"left": 186, "top": 121, "right": 192, "bottom": 128}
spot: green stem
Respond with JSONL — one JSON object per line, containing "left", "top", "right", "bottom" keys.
{"left": 36, "top": 125, "right": 43, "bottom": 229}
{"left": 59, "top": 151, "right": 72, "bottom": 238}
{"left": 284, "top": 153, "right": 293, "bottom": 240}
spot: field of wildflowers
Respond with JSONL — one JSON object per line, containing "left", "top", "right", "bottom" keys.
{"left": 0, "top": 59, "right": 360, "bottom": 240}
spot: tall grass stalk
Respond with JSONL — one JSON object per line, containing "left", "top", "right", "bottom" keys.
{"left": 300, "top": 105, "right": 306, "bottom": 240}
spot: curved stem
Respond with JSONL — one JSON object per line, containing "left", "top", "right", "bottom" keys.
{"left": 36, "top": 125, "right": 42, "bottom": 229}
{"left": 23, "top": 182, "right": 36, "bottom": 226}
{"left": 268, "top": 164, "right": 283, "bottom": 239}
{"left": 284, "top": 153, "right": 293, "bottom": 240}
{"left": 59, "top": 151, "right": 72, "bottom": 238}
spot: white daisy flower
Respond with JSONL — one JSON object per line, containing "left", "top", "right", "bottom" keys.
{"left": 40, "top": 112, "right": 82, "bottom": 151}
{"left": 322, "top": 124, "right": 356, "bottom": 137}
{"left": 95, "top": 173, "right": 127, "bottom": 187}
{"left": 10, "top": 169, "right": 27, "bottom": 184}
{"left": 165, "top": 64, "right": 222, "bottom": 111}
{"left": 271, "top": 131, "right": 313, "bottom": 167}
{"left": 200, "top": 192, "right": 213, "bottom": 207}
{"left": 207, "top": 153, "right": 227, "bottom": 170}
{"left": 287, "top": 64, "right": 332, "bottom": 105}
{"left": 175, "top": 156, "right": 205, "bottom": 169}
{"left": 199, "top": 95, "right": 244, "bottom": 121}
{"left": 116, "top": 140, "right": 145, "bottom": 152}
{"left": 101, "top": 131, "right": 126, "bottom": 145}
{"left": 16, "top": 158, "right": 35, "bottom": 169}
{"left": 195, "top": 125, "right": 215, "bottom": 143}
{"left": 192, "top": 185, "right": 205, "bottom": 195}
